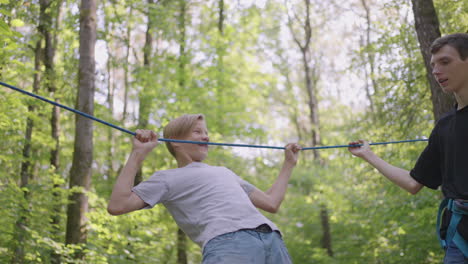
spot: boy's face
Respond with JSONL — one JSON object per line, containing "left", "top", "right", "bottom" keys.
{"left": 431, "top": 45, "right": 468, "bottom": 94}
{"left": 178, "top": 120, "right": 209, "bottom": 162}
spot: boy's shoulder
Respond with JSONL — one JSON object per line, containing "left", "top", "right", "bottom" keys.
{"left": 436, "top": 107, "right": 457, "bottom": 125}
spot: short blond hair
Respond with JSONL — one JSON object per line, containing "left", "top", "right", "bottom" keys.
{"left": 163, "top": 114, "right": 205, "bottom": 157}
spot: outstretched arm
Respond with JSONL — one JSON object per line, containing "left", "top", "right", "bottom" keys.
{"left": 107, "top": 129, "right": 159, "bottom": 215}
{"left": 249, "top": 143, "right": 301, "bottom": 213}
{"left": 348, "top": 140, "right": 423, "bottom": 195}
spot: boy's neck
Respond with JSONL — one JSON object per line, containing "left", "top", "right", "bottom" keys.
{"left": 455, "top": 86, "right": 468, "bottom": 110}
{"left": 176, "top": 154, "right": 202, "bottom": 168}
{"left": 177, "top": 158, "right": 193, "bottom": 168}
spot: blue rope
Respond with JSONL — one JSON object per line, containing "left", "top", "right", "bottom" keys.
{"left": 1, "top": 81, "right": 428, "bottom": 150}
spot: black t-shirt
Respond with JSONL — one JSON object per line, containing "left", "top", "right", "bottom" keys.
{"left": 410, "top": 105, "right": 468, "bottom": 200}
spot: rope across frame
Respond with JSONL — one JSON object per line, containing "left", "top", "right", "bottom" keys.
{"left": 1, "top": 81, "right": 428, "bottom": 150}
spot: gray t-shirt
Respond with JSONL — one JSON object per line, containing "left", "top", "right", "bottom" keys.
{"left": 132, "top": 162, "right": 279, "bottom": 249}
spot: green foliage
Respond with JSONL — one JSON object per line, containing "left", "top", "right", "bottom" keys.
{"left": 0, "top": 0, "right": 463, "bottom": 262}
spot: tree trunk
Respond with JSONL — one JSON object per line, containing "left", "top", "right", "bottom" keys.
{"left": 102, "top": 0, "right": 116, "bottom": 184}
{"left": 121, "top": 5, "right": 133, "bottom": 123}
{"left": 411, "top": 0, "right": 454, "bottom": 120}
{"left": 10, "top": 40, "right": 42, "bottom": 264}
{"left": 290, "top": 0, "right": 321, "bottom": 160}
{"left": 65, "top": 0, "right": 96, "bottom": 260}
{"left": 320, "top": 205, "right": 334, "bottom": 257}
{"left": 177, "top": 228, "right": 188, "bottom": 264}
{"left": 215, "top": 0, "right": 225, "bottom": 129}
{"left": 176, "top": 1, "right": 188, "bottom": 263}
{"left": 359, "top": 0, "right": 377, "bottom": 115}
{"left": 135, "top": 0, "right": 154, "bottom": 185}
{"left": 39, "top": 0, "right": 63, "bottom": 262}
{"left": 289, "top": 0, "right": 332, "bottom": 256}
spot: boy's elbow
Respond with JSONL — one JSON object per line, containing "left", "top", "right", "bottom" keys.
{"left": 107, "top": 204, "right": 124, "bottom": 216}
{"left": 265, "top": 203, "right": 280, "bottom": 214}
{"left": 107, "top": 205, "right": 118, "bottom": 215}
{"left": 269, "top": 207, "right": 279, "bottom": 214}
{"left": 408, "top": 188, "right": 421, "bottom": 195}
{"left": 407, "top": 182, "right": 423, "bottom": 195}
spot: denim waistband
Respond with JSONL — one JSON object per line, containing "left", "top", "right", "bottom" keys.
{"left": 240, "top": 224, "right": 273, "bottom": 233}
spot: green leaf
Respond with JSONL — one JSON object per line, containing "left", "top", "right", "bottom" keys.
{"left": 0, "top": 20, "right": 12, "bottom": 35}
{"left": 10, "top": 19, "right": 24, "bottom": 27}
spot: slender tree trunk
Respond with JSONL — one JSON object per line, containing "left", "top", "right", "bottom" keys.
{"left": 216, "top": 0, "right": 225, "bottom": 129}
{"left": 411, "top": 0, "right": 454, "bottom": 120}
{"left": 176, "top": 1, "right": 188, "bottom": 263}
{"left": 360, "top": 0, "right": 377, "bottom": 115}
{"left": 40, "top": 0, "right": 63, "bottom": 262}
{"left": 103, "top": 0, "right": 116, "bottom": 184}
{"left": 178, "top": 0, "right": 187, "bottom": 91}
{"left": 290, "top": 0, "right": 321, "bottom": 160}
{"left": 289, "top": 0, "right": 332, "bottom": 256}
{"left": 320, "top": 205, "right": 333, "bottom": 256}
{"left": 302, "top": 53, "right": 321, "bottom": 160}
{"left": 121, "top": 6, "right": 133, "bottom": 123}
{"left": 177, "top": 228, "right": 188, "bottom": 264}
{"left": 10, "top": 40, "right": 42, "bottom": 264}
{"left": 135, "top": 0, "right": 154, "bottom": 185}
{"left": 65, "top": 0, "right": 96, "bottom": 260}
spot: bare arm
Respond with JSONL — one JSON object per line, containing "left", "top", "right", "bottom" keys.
{"left": 249, "top": 143, "right": 301, "bottom": 213}
{"left": 107, "top": 130, "right": 159, "bottom": 215}
{"left": 348, "top": 140, "right": 423, "bottom": 195}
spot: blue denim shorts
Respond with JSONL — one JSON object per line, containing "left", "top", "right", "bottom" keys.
{"left": 202, "top": 227, "right": 292, "bottom": 264}
{"left": 444, "top": 241, "right": 468, "bottom": 264}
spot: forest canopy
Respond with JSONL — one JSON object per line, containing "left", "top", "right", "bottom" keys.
{"left": 0, "top": 0, "right": 467, "bottom": 263}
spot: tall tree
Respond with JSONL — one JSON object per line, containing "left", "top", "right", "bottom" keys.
{"left": 288, "top": 0, "right": 332, "bottom": 257}
{"left": 176, "top": 1, "right": 188, "bottom": 263}
{"left": 411, "top": 0, "right": 454, "bottom": 120}
{"left": 38, "top": 1, "right": 63, "bottom": 262}
{"left": 65, "top": 0, "right": 96, "bottom": 260}
{"left": 359, "top": 0, "right": 377, "bottom": 115}
{"left": 288, "top": 0, "right": 321, "bottom": 160}
{"left": 121, "top": 3, "right": 133, "bottom": 123}
{"left": 135, "top": 0, "right": 154, "bottom": 185}
{"left": 11, "top": 0, "right": 63, "bottom": 261}
{"left": 11, "top": 40, "right": 42, "bottom": 264}
{"left": 103, "top": 0, "right": 116, "bottom": 184}
{"left": 215, "top": 0, "right": 225, "bottom": 128}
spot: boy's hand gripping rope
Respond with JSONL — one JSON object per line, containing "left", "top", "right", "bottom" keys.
{"left": 1, "top": 81, "right": 428, "bottom": 150}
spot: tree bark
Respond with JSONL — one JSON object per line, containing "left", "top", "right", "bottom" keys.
{"left": 320, "top": 205, "right": 333, "bottom": 257}
{"left": 288, "top": 0, "right": 332, "bottom": 256}
{"left": 121, "top": 5, "right": 133, "bottom": 123}
{"left": 103, "top": 0, "right": 116, "bottom": 184}
{"left": 65, "top": 0, "right": 96, "bottom": 260}
{"left": 359, "top": 0, "right": 377, "bottom": 115}
{"left": 289, "top": 0, "right": 321, "bottom": 160}
{"left": 39, "top": 1, "right": 63, "bottom": 263}
{"left": 11, "top": 40, "right": 42, "bottom": 264}
{"left": 411, "top": 0, "right": 454, "bottom": 120}
{"left": 176, "top": 1, "right": 188, "bottom": 263}
{"left": 135, "top": 0, "right": 154, "bottom": 186}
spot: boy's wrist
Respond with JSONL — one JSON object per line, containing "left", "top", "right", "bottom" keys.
{"left": 283, "top": 160, "right": 296, "bottom": 169}
{"left": 361, "top": 151, "right": 377, "bottom": 163}
{"left": 129, "top": 150, "right": 148, "bottom": 164}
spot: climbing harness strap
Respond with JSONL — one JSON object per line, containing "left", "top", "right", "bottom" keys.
{"left": 437, "top": 198, "right": 468, "bottom": 256}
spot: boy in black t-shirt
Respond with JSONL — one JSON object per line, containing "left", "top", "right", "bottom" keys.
{"left": 349, "top": 33, "right": 468, "bottom": 263}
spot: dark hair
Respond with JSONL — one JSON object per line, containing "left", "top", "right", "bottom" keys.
{"left": 430, "top": 33, "right": 468, "bottom": 60}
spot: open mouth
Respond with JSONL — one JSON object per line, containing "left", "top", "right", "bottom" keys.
{"left": 198, "top": 143, "right": 209, "bottom": 149}
{"left": 438, "top": 78, "right": 448, "bottom": 86}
